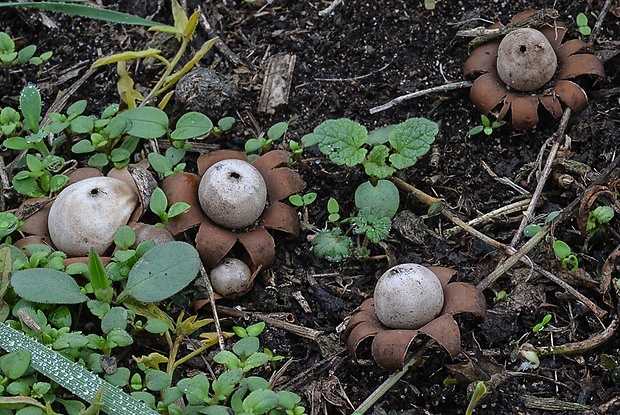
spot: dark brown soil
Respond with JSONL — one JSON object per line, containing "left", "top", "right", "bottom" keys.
{"left": 2, "top": 1, "right": 620, "bottom": 414}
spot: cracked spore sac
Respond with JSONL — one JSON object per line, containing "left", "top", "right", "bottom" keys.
{"left": 174, "top": 67, "right": 238, "bottom": 115}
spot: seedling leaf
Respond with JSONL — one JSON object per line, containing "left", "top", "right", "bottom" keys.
{"left": 115, "top": 107, "right": 169, "bottom": 139}
{"left": 171, "top": 112, "right": 213, "bottom": 140}
{"left": 354, "top": 179, "right": 399, "bottom": 219}
{"left": 121, "top": 241, "right": 200, "bottom": 302}
{"left": 11, "top": 268, "right": 89, "bottom": 304}
{"left": 364, "top": 145, "right": 396, "bottom": 180}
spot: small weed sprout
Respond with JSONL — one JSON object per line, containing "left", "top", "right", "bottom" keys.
{"left": 576, "top": 13, "right": 591, "bottom": 36}
{"left": 468, "top": 114, "right": 506, "bottom": 136}
{"left": 0, "top": 31, "right": 52, "bottom": 69}
{"left": 586, "top": 205, "right": 614, "bottom": 233}
{"left": 149, "top": 187, "right": 191, "bottom": 226}
{"left": 533, "top": 313, "right": 552, "bottom": 333}
{"left": 553, "top": 240, "right": 579, "bottom": 271}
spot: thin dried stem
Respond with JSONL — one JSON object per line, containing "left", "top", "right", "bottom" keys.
{"left": 197, "top": 264, "right": 226, "bottom": 351}
{"left": 215, "top": 305, "right": 324, "bottom": 341}
{"left": 509, "top": 108, "right": 571, "bottom": 248}
{"left": 369, "top": 80, "right": 472, "bottom": 114}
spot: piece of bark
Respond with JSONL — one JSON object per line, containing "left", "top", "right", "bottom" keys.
{"left": 258, "top": 53, "right": 296, "bottom": 114}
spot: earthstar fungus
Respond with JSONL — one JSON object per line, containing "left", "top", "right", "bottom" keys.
{"left": 16, "top": 165, "right": 161, "bottom": 259}
{"left": 463, "top": 10, "right": 605, "bottom": 130}
{"left": 344, "top": 265, "right": 486, "bottom": 372}
{"left": 162, "top": 149, "right": 305, "bottom": 288}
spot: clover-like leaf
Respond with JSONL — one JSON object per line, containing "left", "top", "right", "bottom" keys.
{"left": 352, "top": 208, "right": 392, "bottom": 243}
{"left": 388, "top": 117, "right": 438, "bottom": 169}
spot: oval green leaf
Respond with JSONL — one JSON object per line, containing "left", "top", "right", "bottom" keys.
{"left": 116, "top": 107, "right": 169, "bottom": 139}
{"left": 11, "top": 269, "right": 89, "bottom": 304}
{"left": 122, "top": 241, "right": 200, "bottom": 303}
{"left": 171, "top": 112, "right": 213, "bottom": 140}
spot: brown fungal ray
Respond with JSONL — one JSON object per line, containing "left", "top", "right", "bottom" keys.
{"left": 553, "top": 80, "right": 589, "bottom": 113}
{"left": 558, "top": 54, "right": 606, "bottom": 80}
{"left": 500, "top": 94, "right": 540, "bottom": 130}
{"left": 252, "top": 149, "right": 294, "bottom": 172}
{"left": 463, "top": 41, "right": 499, "bottom": 77}
{"left": 67, "top": 167, "right": 102, "bottom": 184}
{"left": 556, "top": 39, "right": 596, "bottom": 62}
{"left": 162, "top": 172, "right": 208, "bottom": 236}
{"left": 197, "top": 149, "right": 247, "bottom": 176}
{"left": 344, "top": 299, "right": 377, "bottom": 337}
{"left": 345, "top": 301, "right": 384, "bottom": 359}
{"left": 260, "top": 201, "right": 301, "bottom": 237}
{"left": 371, "top": 314, "right": 461, "bottom": 371}
{"left": 427, "top": 266, "right": 457, "bottom": 287}
{"left": 108, "top": 164, "right": 158, "bottom": 223}
{"left": 195, "top": 218, "right": 238, "bottom": 269}
{"left": 537, "top": 23, "right": 567, "bottom": 51}
{"left": 539, "top": 94, "right": 564, "bottom": 120}
{"left": 261, "top": 168, "right": 307, "bottom": 202}
{"left": 441, "top": 282, "right": 487, "bottom": 321}
{"left": 13, "top": 235, "right": 52, "bottom": 250}
{"left": 237, "top": 226, "right": 276, "bottom": 269}
{"left": 18, "top": 197, "right": 53, "bottom": 238}
{"left": 469, "top": 73, "right": 508, "bottom": 114}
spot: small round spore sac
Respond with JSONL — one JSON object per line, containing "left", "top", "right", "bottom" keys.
{"left": 210, "top": 258, "right": 253, "bottom": 297}
{"left": 175, "top": 67, "right": 238, "bottom": 114}
{"left": 198, "top": 159, "right": 268, "bottom": 229}
{"left": 374, "top": 263, "right": 445, "bottom": 329}
{"left": 496, "top": 28, "right": 558, "bottom": 91}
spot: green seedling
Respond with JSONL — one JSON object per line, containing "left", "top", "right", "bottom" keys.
{"left": 533, "top": 313, "right": 552, "bottom": 333}
{"left": 553, "top": 240, "right": 579, "bottom": 271}
{"left": 288, "top": 139, "right": 304, "bottom": 159}
{"left": 465, "top": 381, "right": 488, "bottom": 415}
{"left": 0, "top": 31, "right": 52, "bottom": 69}
{"left": 289, "top": 192, "right": 317, "bottom": 207}
{"left": 148, "top": 147, "right": 187, "bottom": 177}
{"left": 327, "top": 197, "right": 341, "bottom": 223}
{"left": 245, "top": 121, "right": 289, "bottom": 157}
{"left": 523, "top": 211, "right": 559, "bottom": 237}
{"left": 0, "top": 212, "right": 23, "bottom": 241}
{"left": 586, "top": 205, "right": 614, "bottom": 233}
{"left": 149, "top": 187, "right": 191, "bottom": 227}
{"left": 12, "top": 153, "right": 70, "bottom": 197}
{"left": 468, "top": 114, "right": 505, "bottom": 136}
{"left": 576, "top": 13, "right": 591, "bottom": 36}
{"left": 494, "top": 290, "right": 507, "bottom": 303}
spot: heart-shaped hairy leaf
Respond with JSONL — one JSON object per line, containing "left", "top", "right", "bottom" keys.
{"left": 11, "top": 269, "right": 89, "bottom": 304}
{"left": 354, "top": 179, "right": 399, "bottom": 219}
{"left": 121, "top": 241, "right": 200, "bottom": 303}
